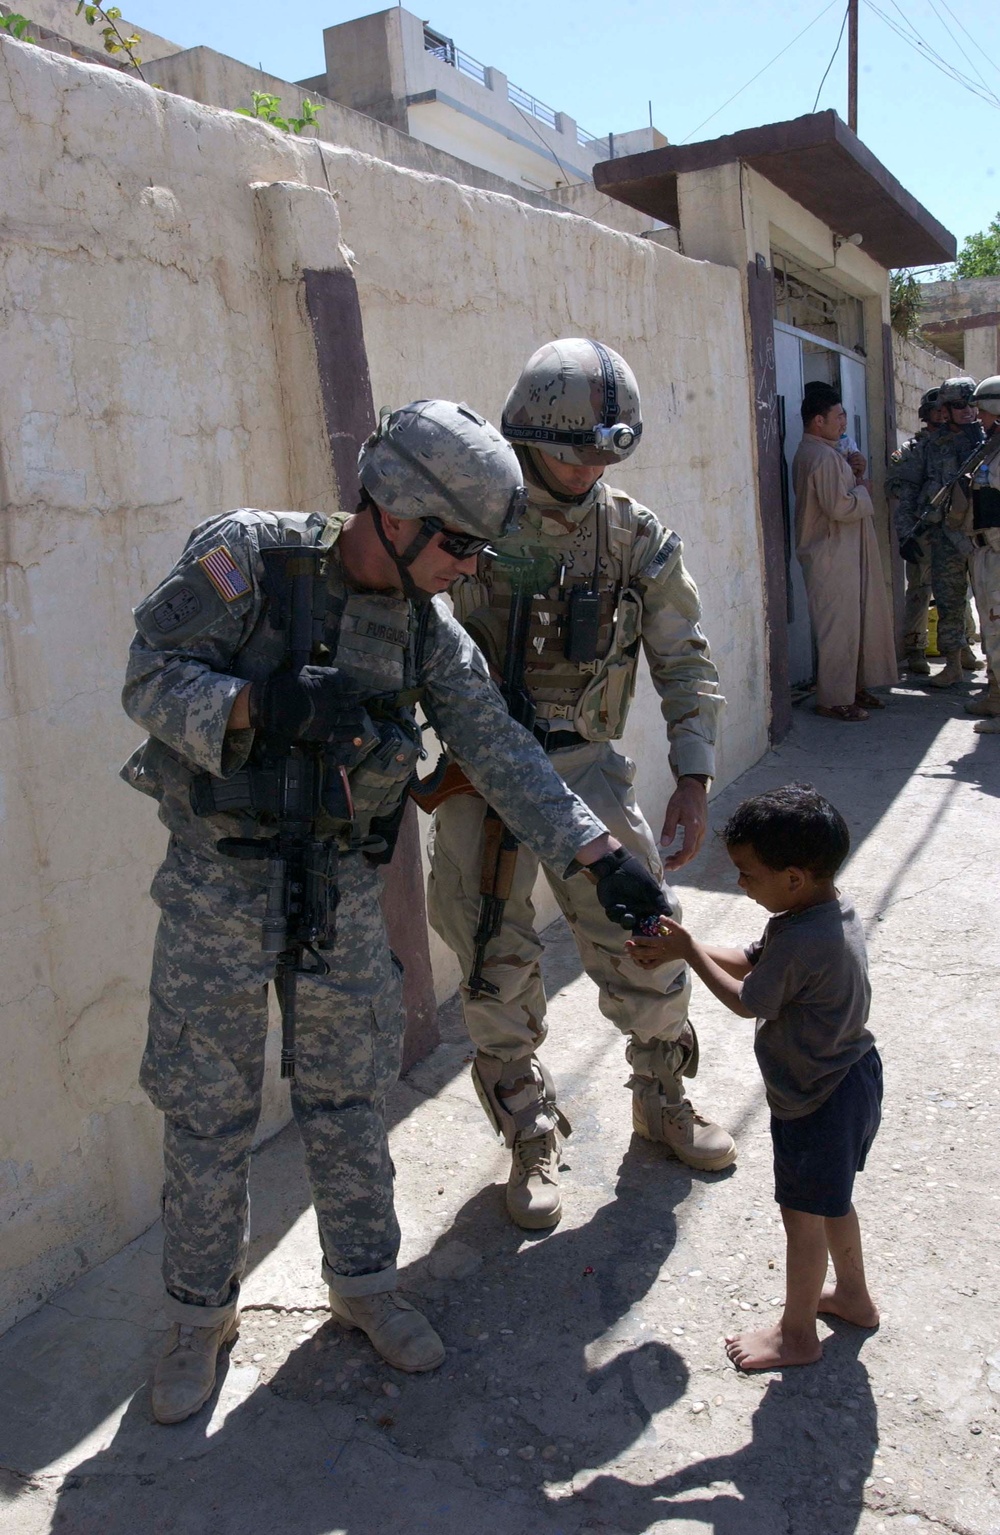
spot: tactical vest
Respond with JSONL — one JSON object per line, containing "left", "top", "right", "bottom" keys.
{"left": 464, "top": 486, "right": 645, "bottom": 741}
{"left": 972, "top": 432, "right": 1000, "bottom": 530}
{"left": 177, "top": 514, "right": 429, "bottom": 857}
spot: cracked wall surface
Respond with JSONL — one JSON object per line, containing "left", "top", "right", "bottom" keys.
{"left": 0, "top": 31, "right": 767, "bottom": 1331}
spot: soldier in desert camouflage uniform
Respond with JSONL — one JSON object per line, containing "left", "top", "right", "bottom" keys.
{"left": 888, "top": 377, "right": 984, "bottom": 687}
{"left": 427, "top": 341, "right": 735, "bottom": 1235}
{"left": 123, "top": 400, "right": 666, "bottom": 1424}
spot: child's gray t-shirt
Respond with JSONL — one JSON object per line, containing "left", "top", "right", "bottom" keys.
{"left": 741, "top": 894, "right": 874, "bottom": 1120}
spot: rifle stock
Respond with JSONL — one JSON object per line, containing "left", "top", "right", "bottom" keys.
{"left": 466, "top": 581, "right": 536, "bottom": 1001}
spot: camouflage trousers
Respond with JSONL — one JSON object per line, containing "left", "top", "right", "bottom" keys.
{"left": 141, "top": 837, "right": 404, "bottom": 1324}
{"left": 902, "top": 549, "right": 932, "bottom": 654}
{"left": 928, "top": 526, "right": 971, "bottom": 656}
{"left": 427, "top": 740, "right": 690, "bottom": 1063}
{"left": 970, "top": 538, "right": 1000, "bottom": 681}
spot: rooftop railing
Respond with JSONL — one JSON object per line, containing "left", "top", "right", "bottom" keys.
{"left": 423, "top": 26, "right": 602, "bottom": 149}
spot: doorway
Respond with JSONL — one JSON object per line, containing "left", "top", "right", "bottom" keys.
{"left": 773, "top": 319, "right": 870, "bottom": 689}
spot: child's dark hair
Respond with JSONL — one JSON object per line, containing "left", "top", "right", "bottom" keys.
{"left": 722, "top": 783, "right": 849, "bottom": 878}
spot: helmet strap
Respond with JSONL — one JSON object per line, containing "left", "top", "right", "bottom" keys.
{"left": 521, "top": 446, "right": 594, "bottom": 506}
{"left": 369, "top": 501, "right": 436, "bottom": 604}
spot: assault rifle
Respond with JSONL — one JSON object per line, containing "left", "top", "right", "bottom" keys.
{"left": 466, "top": 582, "right": 536, "bottom": 999}
{"left": 926, "top": 431, "right": 1000, "bottom": 519}
{"left": 192, "top": 541, "right": 354, "bottom": 1078}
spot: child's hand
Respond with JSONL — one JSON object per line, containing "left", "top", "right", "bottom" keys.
{"left": 626, "top": 916, "right": 694, "bottom": 969}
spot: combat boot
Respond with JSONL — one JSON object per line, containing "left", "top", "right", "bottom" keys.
{"left": 905, "top": 649, "right": 931, "bottom": 676}
{"left": 928, "top": 651, "right": 964, "bottom": 688}
{"left": 151, "top": 1311, "right": 240, "bottom": 1424}
{"left": 961, "top": 645, "right": 983, "bottom": 670}
{"left": 328, "top": 1290, "right": 445, "bottom": 1372}
{"left": 627, "top": 1031, "right": 736, "bottom": 1173}
{"left": 471, "top": 1052, "right": 570, "bottom": 1230}
{"left": 927, "top": 650, "right": 964, "bottom": 687}
{"left": 965, "top": 676, "right": 1000, "bottom": 718}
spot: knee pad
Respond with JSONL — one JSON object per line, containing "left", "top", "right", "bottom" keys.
{"left": 471, "top": 1052, "right": 571, "bottom": 1147}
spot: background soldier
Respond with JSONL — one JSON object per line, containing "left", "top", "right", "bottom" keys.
{"left": 427, "top": 339, "right": 734, "bottom": 1234}
{"left": 890, "top": 377, "right": 984, "bottom": 688}
{"left": 964, "top": 376, "right": 1000, "bottom": 731}
{"left": 887, "top": 387, "right": 945, "bottom": 676}
{"left": 122, "top": 400, "right": 664, "bottom": 1424}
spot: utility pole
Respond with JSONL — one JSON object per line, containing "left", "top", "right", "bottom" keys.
{"left": 848, "top": 0, "right": 858, "bottom": 133}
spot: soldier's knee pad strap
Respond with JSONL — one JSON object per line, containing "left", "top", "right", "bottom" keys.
{"left": 626, "top": 1022, "right": 699, "bottom": 1098}
{"left": 471, "top": 1052, "right": 571, "bottom": 1147}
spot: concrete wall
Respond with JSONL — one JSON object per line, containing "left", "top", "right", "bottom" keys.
{"left": 0, "top": 32, "right": 766, "bottom": 1331}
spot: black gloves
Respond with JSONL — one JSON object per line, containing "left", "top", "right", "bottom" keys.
{"left": 250, "top": 666, "right": 368, "bottom": 744}
{"left": 588, "top": 847, "right": 670, "bottom": 930}
{"left": 898, "top": 536, "right": 924, "bottom": 565}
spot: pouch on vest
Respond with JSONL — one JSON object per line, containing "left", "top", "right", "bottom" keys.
{"left": 573, "top": 589, "right": 643, "bottom": 741}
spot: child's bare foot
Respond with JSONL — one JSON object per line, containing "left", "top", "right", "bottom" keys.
{"left": 817, "top": 1282, "right": 880, "bottom": 1328}
{"left": 725, "top": 1322, "right": 823, "bottom": 1371}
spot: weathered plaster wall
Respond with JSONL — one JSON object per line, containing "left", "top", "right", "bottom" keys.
{"left": 0, "top": 33, "right": 766, "bottom": 1329}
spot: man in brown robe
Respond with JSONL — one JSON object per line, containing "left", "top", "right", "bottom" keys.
{"left": 792, "top": 385, "right": 897, "bottom": 721}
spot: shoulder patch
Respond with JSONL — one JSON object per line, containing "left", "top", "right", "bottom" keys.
{"left": 151, "top": 585, "right": 202, "bottom": 633}
{"left": 643, "top": 531, "right": 682, "bottom": 582}
{"left": 198, "top": 544, "right": 251, "bottom": 603}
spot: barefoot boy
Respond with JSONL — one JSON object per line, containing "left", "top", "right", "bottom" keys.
{"left": 628, "top": 784, "right": 882, "bottom": 1371}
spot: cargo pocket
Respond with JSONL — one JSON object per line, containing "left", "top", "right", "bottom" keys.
{"left": 370, "top": 962, "right": 405, "bottom": 1099}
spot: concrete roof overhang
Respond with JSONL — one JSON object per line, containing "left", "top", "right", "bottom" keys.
{"left": 592, "top": 110, "right": 956, "bottom": 269}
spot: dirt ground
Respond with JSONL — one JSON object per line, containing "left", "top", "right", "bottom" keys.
{"left": 1, "top": 680, "right": 998, "bottom": 1535}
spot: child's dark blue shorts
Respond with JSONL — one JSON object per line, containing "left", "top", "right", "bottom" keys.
{"left": 770, "top": 1046, "right": 883, "bottom": 1218}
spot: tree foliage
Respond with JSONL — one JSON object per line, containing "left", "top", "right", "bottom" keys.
{"left": 954, "top": 213, "right": 1000, "bottom": 279}
{"left": 890, "top": 270, "right": 924, "bottom": 339}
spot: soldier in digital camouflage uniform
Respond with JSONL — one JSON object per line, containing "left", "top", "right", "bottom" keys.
{"left": 887, "top": 376, "right": 984, "bottom": 688}
{"left": 426, "top": 340, "right": 735, "bottom": 1234}
{"left": 886, "top": 387, "right": 945, "bottom": 675}
{"left": 123, "top": 400, "right": 667, "bottom": 1424}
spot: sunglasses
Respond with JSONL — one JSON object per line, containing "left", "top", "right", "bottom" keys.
{"left": 420, "top": 486, "right": 527, "bottom": 560}
{"left": 421, "top": 520, "right": 494, "bottom": 559}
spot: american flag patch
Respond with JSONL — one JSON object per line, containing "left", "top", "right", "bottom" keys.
{"left": 198, "top": 544, "right": 251, "bottom": 602}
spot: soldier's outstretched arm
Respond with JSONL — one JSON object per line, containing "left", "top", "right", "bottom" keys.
{"left": 633, "top": 521, "right": 724, "bottom": 787}
{"left": 419, "top": 602, "right": 607, "bottom": 876}
{"left": 122, "top": 518, "right": 260, "bottom": 778}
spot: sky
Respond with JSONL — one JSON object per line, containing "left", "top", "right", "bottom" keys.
{"left": 128, "top": 0, "right": 1000, "bottom": 263}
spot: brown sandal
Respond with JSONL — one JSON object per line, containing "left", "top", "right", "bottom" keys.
{"left": 816, "top": 703, "right": 869, "bottom": 722}
{"left": 855, "top": 690, "right": 886, "bottom": 709}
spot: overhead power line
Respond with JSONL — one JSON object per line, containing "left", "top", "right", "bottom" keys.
{"left": 812, "top": 3, "right": 851, "bottom": 113}
{"left": 936, "top": 0, "right": 1000, "bottom": 83}
{"left": 927, "top": 0, "right": 992, "bottom": 95}
{"left": 679, "top": 0, "right": 839, "bottom": 144}
{"left": 863, "top": 0, "right": 1000, "bottom": 111}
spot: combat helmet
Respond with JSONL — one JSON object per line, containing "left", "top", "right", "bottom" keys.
{"left": 938, "top": 376, "right": 977, "bottom": 407}
{"left": 972, "top": 375, "right": 1000, "bottom": 416}
{"left": 918, "top": 386, "right": 941, "bottom": 422}
{"left": 358, "top": 399, "right": 526, "bottom": 598}
{"left": 501, "top": 339, "right": 642, "bottom": 465}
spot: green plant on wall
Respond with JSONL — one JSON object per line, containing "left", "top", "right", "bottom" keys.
{"left": 236, "top": 91, "right": 324, "bottom": 135}
{"left": 0, "top": 13, "right": 34, "bottom": 40}
{"left": 890, "top": 270, "right": 925, "bottom": 341}
{"left": 76, "top": 3, "right": 145, "bottom": 78}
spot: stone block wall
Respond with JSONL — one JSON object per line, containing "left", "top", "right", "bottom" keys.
{"left": 893, "top": 333, "right": 954, "bottom": 443}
